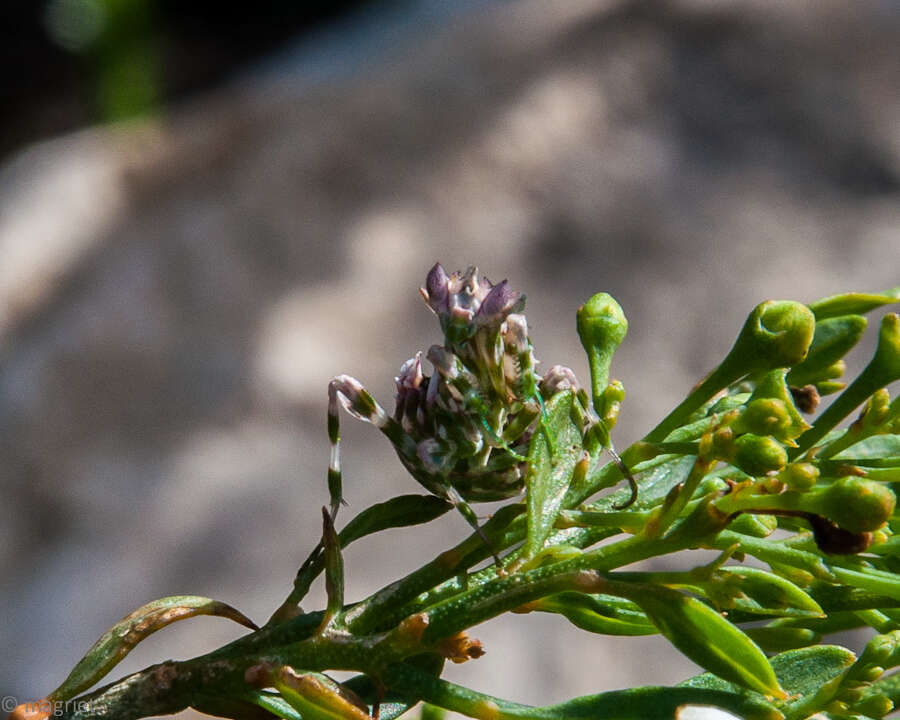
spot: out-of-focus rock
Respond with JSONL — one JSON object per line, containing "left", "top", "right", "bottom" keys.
{"left": 2, "top": 0, "right": 898, "bottom": 713}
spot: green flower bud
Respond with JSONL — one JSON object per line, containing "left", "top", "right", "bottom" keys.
{"left": 733, "top": 300, "right": 816, "bottom": 371}
{"left": 778, "top": 462, "right": 819, "bottom": 491}
{"left": 739, "top": 370, "right": 810, "bottom": 444}
{"left": 853, "top": 693, "right": 894, "bottom": 718}
{"left": 735, "top": 399, "right": 796, "bottom": 443}
{"left": 863, "top": 388, "right": 892, "bottom": 427}
{"left": 815, "top": 379, "right": 846, "bottom": 396}
{"left": 820, "top": 359, "right": 847, "bottom": 380}
{"left": 600, "top": 379, "right": 625, "bottom": 429}
{"left": 700, "top": 426, "right": 735, "bottom": 463}
{"left": 577, "top": 293, "right": 628, "bottom": 409}
{"left": 733, "top": 433, "right": 788, "bottom": 476}
{"left": 646, "top": 301, "right": 814, "bottom": 443}
{"left": 871, "top": 313, "right": 900, "bottom": 379}
{"left": 859, "top": 665, "right": 886, "bottom": 682}
{"left": 817, "top": 477, "right": 896, "bottom": 533}
{"left": 860, "top": 631, "right": 900, "bottom": 667}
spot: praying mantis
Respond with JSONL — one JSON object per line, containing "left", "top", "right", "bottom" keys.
{"left": 326, "top": 263, "right": 635, "bottom": 562}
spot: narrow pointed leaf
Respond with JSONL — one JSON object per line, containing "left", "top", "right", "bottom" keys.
{"left": 708, "top": 567, "right": 824, "bottom": 618}
{"left": 835, "top": 434, "right": 900, "bottom": 461}
{"left": 282, "top": 494, "right": 453, "bottom": 615}
{"left": 49, "top": 596, "right": 257, "bottom": 701}
{"left": 245, "top": 690, "right": 304, "bottom": 720}
{"left": 624, "top": 584, "right": 785, "bottom": 697}
{"left": 272, "top": 668, "right": 372, "bottom": 720}
{"left": 524, "top": 390, "right": 583, "bottom": 560}
{"left": 588, "top": 454, "right": 697, "bottom": 511}
{"left": 383, "top": 662, "right": 781, "bottom": 720}
{"left": 681, "top": 645, "right": 855, "bottom": 708}
{"left": 808, "top": 289, "right": 900, "bottom": 320}
{"left": 744, "top": 626, "right": 821, "bottom": 654}
{"left": 774, "top": 645, "right": 855, "bottom": 695}
{"left": 531, "top": 592, "right": 656, "bottom": 636}
{"left": 787, "top": 315, "right": 868, "bottom": 387}
{"left": 339, "top": 494, "right": 453, "bottom": 545}
{"left": 541, "top": 687, "right": 782, "bottom": 720}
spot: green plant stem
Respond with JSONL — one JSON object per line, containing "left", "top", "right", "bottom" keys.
{"left": 711, "top": 531, "right": 832, "bottom": 578}
{"left": 791, "top": 314, "right": 900, "bottom": 458}
{"left": 417, "top": 535, "right": 677, "bottom": 642}
{"left": 381, "top": 662, "right": 779, "bottom": 720}
{"left": 344, "top": 506, "right": 524, "bottom": 633}
{"left": 645, "top": 364, "right": 743, "bottom": 444}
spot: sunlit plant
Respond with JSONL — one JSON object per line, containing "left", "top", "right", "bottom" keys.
{"left": 12, "top": 265, "right": 900, "bottom": 720}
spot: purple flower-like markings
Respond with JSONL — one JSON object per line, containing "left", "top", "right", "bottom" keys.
{"left": 327, "top": 264, "right": 598, "bottom": 560}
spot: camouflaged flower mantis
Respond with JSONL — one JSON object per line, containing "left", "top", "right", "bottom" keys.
{"left": 327, "top": 263, "right": 635, "bottom": 560}
{"left": 15, "top": 269, "right": 900, "bottom": 720}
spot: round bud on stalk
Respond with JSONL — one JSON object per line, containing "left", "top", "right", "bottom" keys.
{"left": 576, "top": 292, "right": 628, "bottom": 411}
{"left": 778, "top": 462, "right": 819, "bottom": 491}
{"left": 733, "top": 433, "right": 788, "bottom": 476}
{"left": 817, "top": 476, "right": 896, "bottom": 534}
{"left": 735, "top": 300, "right": 816, "bottom": 370}
{"left": 736, "top": 399, "right": 795, "bottom": 440}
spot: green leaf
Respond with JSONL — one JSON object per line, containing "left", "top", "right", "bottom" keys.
{"left": 587, "top": 454, "right": 696, "bottom": 512}
{"left": 807, "top": 289, "right": 900, "bottom": 320}
{"left": 271, "top": 668, "right": 372, "bottom": 720}
{"left": 48, "top": 596, "right": 257, "bottom": 701}
{"left": 834, "top": 434, "right": 900, "bottom": 461}
{"left": 771, "top": 610, "right": 874, "bottom": 635}
{"left": 523, "top": 390, "right": 583, "bottom": 560}
{"left": 277, "top": 494, "right": 453, "bottom": 617}
{"left": 542, "top": 686, "right": 781, "bottom": 720}
{"left": 708, "top": 567, "right": 824, "bottom": 618}
{"left": 807, "top": 583, "right": 900, "bottom": 613}
{"left": 831, "top": 566, "right": 900, "bottom": 604}
{"left": 339, "top": 494, "right": 453, "bottom": 545}
{"left": 622, "top": 584, "right": 785, "bottom": 698}
{"left": 243, "top": 690, "right": 304, "bottom": 720}
{"left": 867, "top": 671, "right": 900, "bottom": 708}
{"left": 681, "top": 645, "right": 855, "bottom": 699}
{"left": 419, "top": 704, "right": 448, "bottom": 720}
{"left": 771, "top": 645, "right": 856, "bottom": 696}
{"left": 744, "top": 626, "right": 821, "bottom": 654}
{"left": 383, "top": 661, "right": 781, "bottom": 720}
{"left": 531, "top": 592, "right": 657, "bottom": 636}
{"left": 787, "top": 315, "right": 868, "bottom": 387}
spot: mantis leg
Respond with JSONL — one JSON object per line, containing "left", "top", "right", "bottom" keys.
{"left": 445, "top": 485, "right": 503, "bottom": 566}
{"left": 327, "top": 375, "right": 393, "bottom": 520}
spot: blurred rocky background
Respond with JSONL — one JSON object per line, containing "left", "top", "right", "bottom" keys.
{"left": 1, "top": 0, "right": 899, "bottom": 717}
